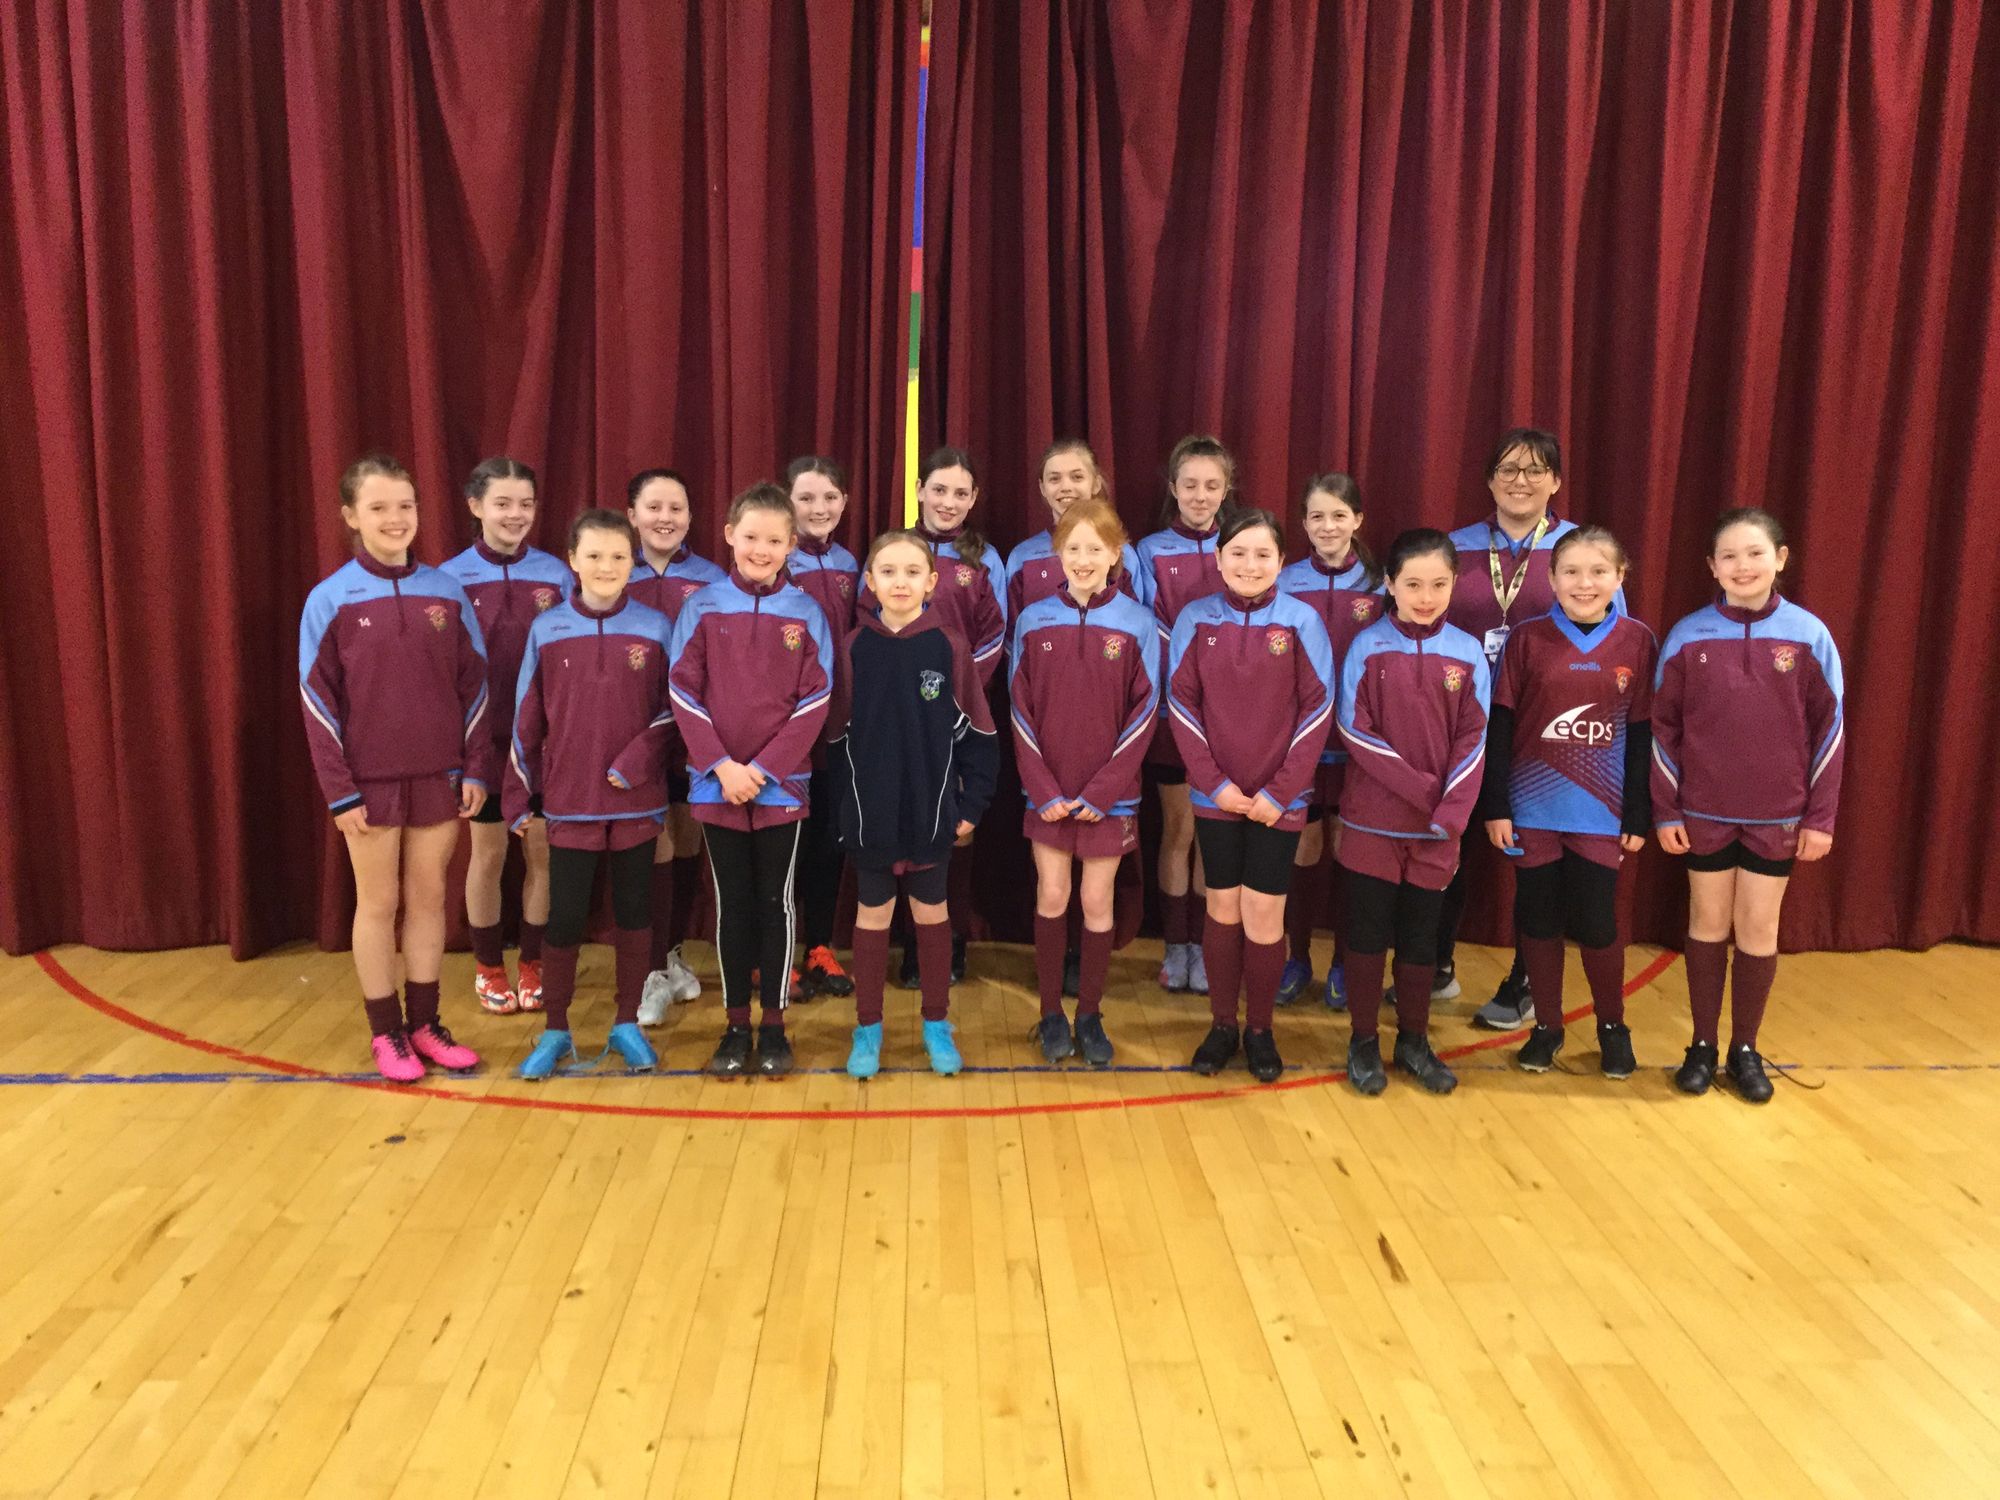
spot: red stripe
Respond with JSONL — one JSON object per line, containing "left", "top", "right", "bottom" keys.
{"left": 34, "top": 947, "right": 1679, "bottom": 1123}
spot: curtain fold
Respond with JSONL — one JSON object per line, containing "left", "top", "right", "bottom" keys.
{"left": 921, "top": 0, "right": 2000, "bottom": 952}
{"left": 0, "top": 0, "right": 917, "bottom": 955}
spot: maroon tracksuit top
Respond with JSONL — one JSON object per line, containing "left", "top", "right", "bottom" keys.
{"left": 1008, "top": 587, "right": 1162, "bottom": 819}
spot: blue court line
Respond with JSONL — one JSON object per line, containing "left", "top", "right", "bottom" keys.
{"left": 5, "top": 1061, "right": 2000, "bottom": 1088}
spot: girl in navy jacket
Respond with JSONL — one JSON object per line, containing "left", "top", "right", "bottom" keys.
{"left": 786, "top": 454, "right": 862, "bottom": 1004}
{"left": 1335, "top": 529, "right": 1492, "bottom": 1097}
{"left": 827, "top": 530, "right": 999, "bottom": 1079}
{"left": 1274, "top": 472, "right": 1384, "bottom": 1011}
{"left": 1167, "top": 508, "right": 1336, "bottom": 1084}
{"left": 506, "top": 511, "right": 675, "bottom": 1081}
{"left": 1652, "top": 508, "right": 1844, "bottom": 1102}
{"left": 626, "top": 468, "right": 727, "bottom": 1024}
{"left": 1009, "top": 500, "right": 1160, "bottom": 1065}
{"left": 1135, "top": 434, "right": 1235, "bottom": 994}
{"left": 298, "top": 454, "right": 487, "bottom": 1084}
{"left": 441, "top": 456, "right": 571, "bottom": 1016}
{"left": 669, "top": 484, "right": 835, "bottom": 1079}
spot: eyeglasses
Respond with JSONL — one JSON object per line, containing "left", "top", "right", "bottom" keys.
{"left": 1494, "top": 464, "right": 1552, "bottom": 482}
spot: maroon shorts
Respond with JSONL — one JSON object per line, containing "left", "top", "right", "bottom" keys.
{"left": 1336, "top": 824, "right": 1459, "bottom": 891}
{"left": 545, "top": 815, "right": 666, "bottom": 853}
{"left": 1682, "top": 818, "right": 1798, "bottom": 876}
{"left": 1515, "top": 827, "right": 1625, "bottom": 871}
{"left": 1023, "top": 809, "right": 1141, "bottom": 860}
{"left": 354, "top": 774, "right": 462, "bottom": 829}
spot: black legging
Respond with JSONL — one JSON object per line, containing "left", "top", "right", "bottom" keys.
{"left": 547, "top": 841, "right": 653, "bottom": 948}
{"left": 1513, "top": 854, "right": 1619, "bottom": 949}
{"left": 796, "top": 768, "right": 844, "bottom": 950}
{"left": 1342, "top": 871, "right": 1446, "bottom": 962}
{"left": 705, "top": 821, "right": 803, "bottom": 1014}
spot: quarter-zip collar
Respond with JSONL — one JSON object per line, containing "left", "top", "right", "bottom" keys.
{"left": 355, "top": 550, "right": 418, "bottom": 581}
{"left": 1387, "top": 612, "right": 1447, "bottom": 643}
{"left": 794, "top": 533, "right": 838, "bottom": 559}
{"left": 1715, "top": 592, "right": 1781, "bottom": 627}
{"left": 1064, "top": 584, "right": 1120, "bottom": 614}
{"left": 1170, "top": 518, "right": 1219, "bottom": 545}
{"left": 728, "top": 568, "right": 787, "bottom": 599}
{"left": 571, "top": 588, "right": 630, "bottom": 621}
{"left": 474, "top": 537, "right": 525, "bottom": 568}
{"left": 1222, "top": 584, "right": 1277, "bottom": 614}
{"left": 1308, "top": 548, "right": 1355, "bottom": 579}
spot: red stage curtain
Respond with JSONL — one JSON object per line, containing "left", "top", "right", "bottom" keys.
{"left": 922, "top": 0, "right": 2000, "bottom": 952}
{"left": 0, "top": 0, "right": 917, "bottom": 956}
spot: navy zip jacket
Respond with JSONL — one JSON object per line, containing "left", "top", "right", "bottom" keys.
{"left": 824, "top": 611, "right": 999, "bottom": 867}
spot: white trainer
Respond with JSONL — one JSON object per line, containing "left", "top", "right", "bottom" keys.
{"left": 665, "top": 944, "right": 702, "bottom": 1004}
{"left": 638, "top": 969, "right": 674, "bottom": 1027}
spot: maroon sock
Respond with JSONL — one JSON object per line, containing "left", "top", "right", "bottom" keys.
{"left": 668, "top": 854, "right": 702, "bottom": 948}
{"left": 649, "top": 862, "right": 675, "bottom": 970}
{"left": 1034, "top": 914, "right": 1067, "bottom": 1017}
{"left": 947, "top": 846, "right": 976, "bottom": 938}
{"left": 1242, "top": 936, "right": 1285, "bottom": 1031}
{"left": 1580, "top": 943, "right": 1626, "bottom": 1025}
{"left": 519, "top": 921, "right": 544, "bottom": 963}
{"left": 1519, "top": 934, "right": 1567, "bottom": 1029}
{"left": 1391, "top": 962, "right": 1433, "bottom": 1036}
{"left": 1344, "top": 951, "right": 1386, "bottom": 1039}
{"left": 761, "top": 1004, "right": 786, "bottom": 1031}
{"left": 612, "top": 927, "right": 651, "bottom": 1024}
{"left": 1684, "top": 937, "right": 1728, "bottom": 1046}
{"left": 726, "top": 1005, "right": 752, "bottom": 1027}
{"left": 364, "top": 996, "right": 403, "bottom": 1037}
{"left": 1729, "top": 950, "right": 1777, "bottom": 1051}
{"left": 1202, "top": 916, "right": 1246, "bottom": 1026}
{"left": 403, "top": 979, "right": 440, "bottom": 1031}
{"left": 470, "top": 923, "right": 504, "bottom": 968}
{"left": 852, "top": 926, "right": 890, "bottom": 1026}
{"left": 1077, "top": 927, "right": 1113, "bottom": 1016}
{"left": 1162, "top": 890, "right": 1190, "bottom": 946}
{"left": 1285, "top": 863, "right": 1318, "bottom": 964}
{"left": 541, "top": 945, "right": 580, "bottom": 1031}
{"left": 916, "top": 919, "right": 952, "bottom": 1021}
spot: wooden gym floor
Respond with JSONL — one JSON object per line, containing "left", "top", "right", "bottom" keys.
{"left": 2, "top": 937, "right": 1997, "bottom": 1499}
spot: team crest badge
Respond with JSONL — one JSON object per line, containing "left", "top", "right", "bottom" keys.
{"left": 954, "top": 564, "right": 975, "bottom": 588}
{"left": 1352, "top": 597, "right": 1375, "bottom": 622}
{"left": 1615, "top": 666, "right": 1633, "bottom": 693}
{"left": 834, "top": 575, "right": 852, "bottom": 597}
{"left": 782, "top": 622, "right": 804, "bottom": 652}
{"left": 1443, "top": 664, "right": 1466, "bottom": 693}
{"left": 626, "top": 643, "right": 648, "bottom": 671}
{"left": 1771, "top": 645, "right": 1796, "bottom": 673}
{"left": 1267, "top": 629, "right": 1290, "bottom": 656}
{"left": 425, "top": 604, "right": 448, "bottom": 632}
{"left": 534, "top": 587, "right": 557, "bottom": 611}
{"left": 919, "top": 669, "right": 944, "bottom": 701}
{"left": 1103, "top": 635, "right": 1125, "bottom": 661}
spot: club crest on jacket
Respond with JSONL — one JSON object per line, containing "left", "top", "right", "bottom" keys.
{"left": 426, "top": 604, "right": 449, "bottom": 631}
{"left": 1266, "top": 628, "right": 1290, "bottom": 656}
{"left": 919, "top": 669, "right": 945, "bottom": 701}
{"left": 1102, "top": 635, "right": 1124, "bottom": 660}
{"left": 782, "top": 622, "right": 804, "bottom": 652}
{"left": 834, "top": 575, "right": 852, "bottom": 597}
{"left": 1771, "top": 645, "right": 1796, "bottom": 673}
{"left": 534, "top": 587, "right": 558, "bottom": 611}
{"left": 1352, "top": 596, "right": 1375, "bottom": 621}
{"left": 1443, "top": 663, "right": 1466, "bottom": 692}
{"left": 627, "top": 643, "right": 648, "bottom": 671}
{"left": 954, "top": 563, "right": 975, "bottom": 588}
{"left": 1615, "top": 665, "right": 1633, "bottom": 692}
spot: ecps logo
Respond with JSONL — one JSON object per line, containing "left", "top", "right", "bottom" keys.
{"left": 1541, "top": 703, "right": 1616, "bottom": 746}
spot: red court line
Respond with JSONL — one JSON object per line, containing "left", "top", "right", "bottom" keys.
{"left": 34, "top": 948, "right": 1679, "bottom": 1123}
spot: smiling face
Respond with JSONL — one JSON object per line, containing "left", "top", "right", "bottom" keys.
{"left": 1488, "top": 443, "right": 1562, "bottom": 530}
{"left": 1552, "top": 540, "right": 1625, "bottom": 623}
{"left": 919, "top": 464, "right": 978, "bottom": 534}
{"left": 868, "top": 538, "right": 938, "bottom": 624}
{"left": 1039, "top": 447, "right": 1097, "bottom": 524}
{"left": 1708, "top": 520, "right": 1787, "bottom": 609}
{"left": 1058, "top": 519, "right": 1117, "bottom": 599}
{"left": 724, "top": 505, "right": 794, "bottom": 585}
{"left": 1218, "top": 524, "right": 1283, "bottom": 598}
{"left": 1303, "top": 489, "right": 1361, "bottom": 566}
{"left": 569, "top": 524, "right": 635, "bottom": 606}
{"left": 344, "top": 474, "right": 419, "bottom": 564}
{"left": 629, "top": 476, "right": 691, "bottom": 564}
{"left": 1388, "top": 549, "right": 1456, "bottom": 626}
{"left": 789, "top": 470, "right": 846, "bottom": 543}
{"left": 469, "top": 476, "right": 535, "bottom": 555}
{"left": 1172, "top": 455, "right": 1230, "bottom": 531}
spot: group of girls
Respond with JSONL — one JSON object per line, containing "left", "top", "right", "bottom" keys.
{"left": 301, "top": 427, "right": 1843, "bottom": 1102}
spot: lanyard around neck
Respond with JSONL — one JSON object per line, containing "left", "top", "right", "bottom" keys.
{"left": 1488, "top": 513, "right": 1551, "bottom": 622}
